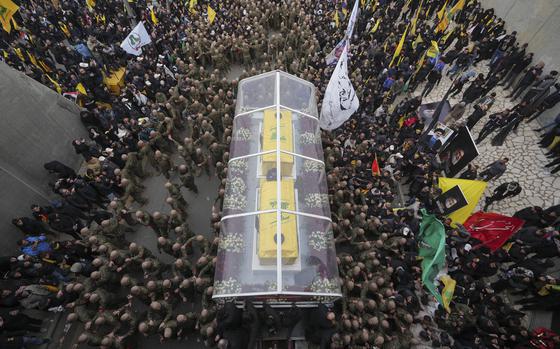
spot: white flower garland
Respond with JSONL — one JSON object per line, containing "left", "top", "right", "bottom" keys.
{"left": 309, "top": 277, "right": 340, "bottom": 294}
{"left": 229, "top": 158, "right": 248, "bottom": 175}
{"left": 214, "top": 277, "right": 242, "bottom": 295}
{"left": 233, "top": 127, "right": 252, "bottom": 141}
{"left": 308, "top": 230, "right": 331, "bottom": 251}
{"left": 299, "top": 131, "right": 321, "bottom": 145}
{"left": 223, "top": 196, "right": 248, "bottom": 210}
{"left": 304, "top": 193, "right": 330, "bottom": 208}
{"left": 303, "top": 160, "right": 324, "bottom": 173}
{"left": 223, "top": 177, "right": 248, "bottom": 210}
{"left": 218, "top": 232, "right": 244, "bottom": 253}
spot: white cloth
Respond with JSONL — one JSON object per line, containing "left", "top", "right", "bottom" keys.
{"left": 120, "top": 21, "right": 152, "bottom": 56}
{"left": 319, "top": 45, "right": 359, "bottom": 131}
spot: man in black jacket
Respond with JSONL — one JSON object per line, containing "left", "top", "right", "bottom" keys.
{"left": 11, "top": 217, "right": 51, "bottom": 236}
{"left": 483, "top": 182, "right": 522, "bottom": 210}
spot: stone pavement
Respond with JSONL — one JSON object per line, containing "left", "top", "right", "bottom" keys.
{"left": 417, "top": 62, "right": 560, "bottom": 215}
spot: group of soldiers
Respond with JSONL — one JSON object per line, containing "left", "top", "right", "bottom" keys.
{"left": 2, "top": 0, "right": 560, "bottom": 348}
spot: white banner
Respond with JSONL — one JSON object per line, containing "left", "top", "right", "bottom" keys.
{"left": 320, "top": 44, "right": 359, "bottom": 131}
{"left": 120, "top": 21, "right": 152, "bottom": 56}
{"left": 325, "top": 0, "right": 360, "bottom": 66}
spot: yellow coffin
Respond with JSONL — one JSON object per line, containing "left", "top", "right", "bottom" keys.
{"left": 258, "top": 179, "right": 298, "bottom": 264}
{"left": 262, "top": 109, "right": 294, "bottom": 176}
{"left": 103, "top": 67, "right": 126, "bottom": 95}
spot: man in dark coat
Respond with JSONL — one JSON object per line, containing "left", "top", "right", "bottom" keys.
{"left": 11, "top": 217, "right": 51, "bottom": 236}
{"left": 483, "top": 181, "right": 522, "bottom": 210}
{"left": 479, "top": 158, "right": 509, "bottom": 181}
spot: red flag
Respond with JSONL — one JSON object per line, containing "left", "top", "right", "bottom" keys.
{"left": 371, "top": 154, "right": 381, "bottom": 176}
{"left": 463, "top": 211, "right": 525, "bottom": 251}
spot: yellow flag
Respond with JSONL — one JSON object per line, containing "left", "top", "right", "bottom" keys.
{"left": 370, "top": 18, "right": 381, "bottom": 33}
{"left": 76, "top": 82, "right": 88, "bottom": 95}
{"left": 10, "top": 16, "right": 18, "bottom": 30}
{"left": 412, "top": 34, "right": 423, "bottom": 50}
{"left": 85, "top": 0, "right": 95, "bottom": 10}
{"left": 46, "top": 74, "right": 63, "bottom": 94}
{"left": 383, "top": 40, "right": 388, "bottom": 52}
{"left": 189, "top": 0, "right": 197, "bottom": 14}
{"left": 207, "top": 4, "right": 216, "bottom": 24}
{"left": 150, "top": 7, "right": 158, "bottom": 25}
{"left": 415, "top": 51, "right": 426, "bottom": 74}
{"left": 96, "top": 14, "right": 106, "bottom": 24}
{"left": 426, "top": 40, "right": 439, "bottom": 58}
{"left": 437, "top": 0, "right": 448, "bottom": 20}
{"left": 435, "top": 14, "right": 449, "bottom": 33}
{"left": 59, "top": 22, "right": 70, "bottom": 37}
{"left": 0, "top": 0, "right": 19, "bottom": 33}
{"left": 39, "top": 60, "right": 52, "bottom": 73}
{"left": 26, "top": 50, "right": 38, "bottom": 67}
{"left": 440, "top": 275, "right": 456, "bottom": 313}
{"left": 450, "top": 0, "right": 465, "bottom": 15}
{"left": 371, "top": 1, "right": 377, "bottom": 13}
{"left": 13, "top": 47, "right": 23, "bottom": 61}
{"left": 411, "top": 0, "right": 423, "bottom": 36}
{"left": 438, "top": 177, "right": 488, "bottom": 225}
{"left": 333, "top": 10, "right": 339, "bottom": 28}
{"left": 398, "top": 114, "right": 405, "bottom": 128}
{"left": 389, "top": 24, "right": 409, "bottom": 67}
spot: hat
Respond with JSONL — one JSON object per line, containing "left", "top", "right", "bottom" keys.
{"left": 158, "top": 54, "right": 165, "bottom": 59}
{"left": 464, "top": 243, "right": 472, "bottom": 251}
{"left": 145, "top": 80, "right": 152, "bottom": 86}
{"left": 98, "top": 156, "right": 106, "bottom": 162}
{"left": 70, "top": 262, "right": 83, "bottom": 273}
{"left": 389, "top": 145, "right": 395, "bottom": 151}
{"left": 154, "top": 73, "right": 161, "bottom": 79}
{"left": 137, "top": 57, "right": 144, "bottom": 61}
{"left": 79, "top": 62, "right": 89, "bottom": 68}
{"left": 395, "top": 153, "right": 403, "bottom": 159}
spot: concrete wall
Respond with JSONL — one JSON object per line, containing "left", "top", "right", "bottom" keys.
{"left": 0, "top": 62, "right": 87, "bottom": 255}
{"left": 481, "top": 0, "right": 560, "bottom": 125}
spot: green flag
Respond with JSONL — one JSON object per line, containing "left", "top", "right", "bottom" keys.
{"left": 418, "top": 209, "right": 446, "bottom": 304}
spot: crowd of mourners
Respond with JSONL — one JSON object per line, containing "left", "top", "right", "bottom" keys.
{"left": 1, "top": 0, "right": 560, "bottom": 348}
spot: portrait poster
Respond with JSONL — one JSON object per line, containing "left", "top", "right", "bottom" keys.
{"left": 418, "top": 100, "right": 451, "bottom": 130}
{"left": 436, "top": 185, "right": 468, "bottom": 216}
{"left": 438, "top": 126, "right": 479, "bottom": 177}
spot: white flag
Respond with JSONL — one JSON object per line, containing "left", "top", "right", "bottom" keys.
{"left": 325, "top": 0, "right": 360, "bottom": 66}
{"left": 120, "top": 21, "right": 152, "bottom": 56}
{"left": 320, "top": 44, "right": 359, "bottom": 131}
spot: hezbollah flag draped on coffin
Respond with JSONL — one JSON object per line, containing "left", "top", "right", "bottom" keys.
{"left": 418, "top": 209, "right": 446, "bottom": 304}
{"left": 120, "top": 21, "right": 152, "bottom": 56}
